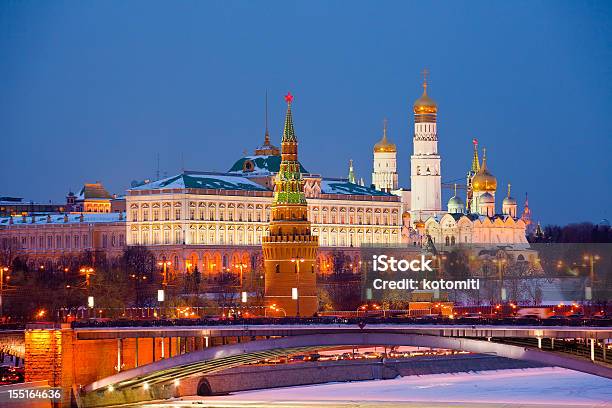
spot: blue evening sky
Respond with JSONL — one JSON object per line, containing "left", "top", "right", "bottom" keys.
{"left": 0, "top": 1, "right": 610, "bottom": 225}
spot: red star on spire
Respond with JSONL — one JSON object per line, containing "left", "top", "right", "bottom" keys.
{"left": 284, "top": 92, "right": 294, "bottom": 104}
{"left": 472, "top": 138, "right": 478, "bottom": 145}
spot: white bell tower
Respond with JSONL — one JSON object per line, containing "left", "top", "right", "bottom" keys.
{"left": 410, "top": 70, "right": 442, "bottom": 223}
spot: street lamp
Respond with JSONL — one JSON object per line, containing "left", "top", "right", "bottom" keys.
{"left": 267, "top": 304, "right": 286, "bottom": 317}
{"left": 583, "top": 254, "right": 600, "bottom": 301}
{"left": 0, "top": 266, "right": 9, "bottom": 320}
{"left": 209, "top": 262, "right": 216, "bottom": 280}
{"left": 79, "top": 267, "right": 95, "bottom": 288}
{"left": 234, "top": 262, "right": 248, "bottom": 289}
{"left": 356, "top": 304, "right": 367, "bottom": 317}
{"left": 493, "top": 258, "right": 507, "bottom": 302}
{"left": 291, "top": 257, "right": 305, "bottom": 317}
{"left": 158, "top": 260, "right": 172, "bottom": 289}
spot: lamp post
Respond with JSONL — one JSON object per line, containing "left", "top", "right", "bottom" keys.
{"left": 209, "top": 262, "right": 216, "bottom": 280}
{"left": 583, "top": 254, "right": 600, "bottom": 302}
{"left": 291, "top": 257, "right": 305, "bottom": 317}
{"left": 158, "top": 260, "right": 172, "bottom": 289}
{"left": 494, "top": 258, "right": 507, "bottom": 302}
{"left": 79, "top": 267, "right": 95, "bottom": 288}
{"left": 0, "top": 266, "right": 8, "bottom": 320}
{"left": 268, "top": 304, "right": 286, "bottom": 317}
{"left": 357, "top": 305, "right": 366, "bottom": 317}
{"left": 235, "top": 262, "right": 248, "bottom": 289}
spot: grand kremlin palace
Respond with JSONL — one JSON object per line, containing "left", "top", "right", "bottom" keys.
{"left": 0, "top": 76, "right": 533, "bottom": 278}
{"left": 125, "top": 138, "right": 402, "bottom": 275}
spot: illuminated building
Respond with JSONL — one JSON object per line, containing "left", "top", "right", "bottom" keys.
{"left": 66, "top": 182, "right": 113, "bottom": 213}
{"left": 410, "top": 71, "right": 443, "bottom": 222}
{"left": 372, "top": 119, "right": 398, "bottom": 192}
{"left": 262, "top": 93, "right": 319, "bottom": 316}
{"left": 0, "top": 197, "right": 66, "bottom": 217}
{"left": 423, "top": 145, "right": 528, "bottom": 245}
{"left": 0, "top": 212, "right": 125, "bottom": 265}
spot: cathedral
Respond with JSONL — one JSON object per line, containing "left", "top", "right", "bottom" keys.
{"left": 370, "top": 71, "right": 531, "bottom": 246}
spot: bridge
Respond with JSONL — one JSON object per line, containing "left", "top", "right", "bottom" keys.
{"left": 4, "top": 321, "right": 612, "bottom": 407}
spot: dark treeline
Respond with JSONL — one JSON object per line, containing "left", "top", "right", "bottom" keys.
{"left": 529, "top": 222, "right": 612, "bottom": 243}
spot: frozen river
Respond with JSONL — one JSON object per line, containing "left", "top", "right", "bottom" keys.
{"left": 143, "top": 367, "right": 612, "bottom": 408}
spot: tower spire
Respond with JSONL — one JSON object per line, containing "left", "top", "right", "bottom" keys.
{"left": 255, "top": 91, "right": 280, "bottom": 156}
{"left": 507, "top": 183, "right": 511, "bottom": 198}
{"left": 348, "top": 159, "right": 356, "bottom": 184}
{"left": 471, "top": 138, "right": 480, "bottom": 173}
{"left": 282, "top": 92, "right": 296, "bottom": 142}
{"left": 274, "top": 92, "right": 304, "bottom": 205}
{"left": 264, "top": 90, "right": 270, "bottom": 144}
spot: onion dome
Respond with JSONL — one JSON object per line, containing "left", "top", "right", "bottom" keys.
{"left": 447, "top": 184, "right": 464, "bottom": 214}
{"left": 373, "top": 118, "right": 396, "bottom": 153}
{"left": 448, "top": 196, "right": 464, "bottom": 206}
{"left": 472, "top": 148, "right": 497, "bottom": 192}
{"left": 413, "top": 71, "right": 437, "bottom": 115}
{"left": 479, "top": 192, "right": 494, "bottom": 204}
{"left": 502, "top": 183, "right": 517, "bottom": 206}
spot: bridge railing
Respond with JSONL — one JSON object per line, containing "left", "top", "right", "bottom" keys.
{"left": 68, "top": 315, "right": 612, "bottom": 329}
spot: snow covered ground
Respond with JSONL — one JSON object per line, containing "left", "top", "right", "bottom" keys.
{"left": 149, "top": 367, "right": 612, "bottom": 407}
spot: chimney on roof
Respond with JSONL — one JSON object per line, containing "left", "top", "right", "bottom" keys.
{"left": 9, "top": 216, "right": 13, "bottom": 225}
{"left": 119, "top": 211, "right": 124, "bottom": 221}
{"left": 46, "top": 215, "right": 51, "bottom": 223}
{"left": 63, "top": 214, "right": 68, "bottom": 223}
{"left": 79, "top": 213, "right": 84, "bottom": 222}
{"left": 30, "top": 215, "right": 35, "bottom": 224}
{"left": 21, "top": 214, "right": 26, "bottom": 223}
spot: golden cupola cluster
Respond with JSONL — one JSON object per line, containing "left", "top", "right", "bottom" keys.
{"left": 472, "top": 148, "right": 497, "bottom": 192}
{"left": 373, "top": 118, "right": 396, "bottom": 153}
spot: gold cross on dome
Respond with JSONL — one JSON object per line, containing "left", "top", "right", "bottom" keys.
{"left": 421, "top": 68, "right": 430, "bottom": 84}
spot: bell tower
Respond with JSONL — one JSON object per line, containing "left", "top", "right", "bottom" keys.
{"left": 410, "top": 69, "right": 442, "bottom": 222}
{"left": 262, "top": 93, "right": 319, "bottom": 317}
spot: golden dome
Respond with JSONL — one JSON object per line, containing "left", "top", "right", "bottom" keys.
{"left": 472, "top": 149, "right": 497, "bottom": 192}
{"left": 413, "top": 81, "right": 437, "bottom": 114}
{"left": 373, "top": 119, "right": 396, "bottom": 153}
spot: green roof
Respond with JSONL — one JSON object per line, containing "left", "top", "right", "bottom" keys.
{"left": 228, "top": 155, "right": 308, "bottom": 175}
{"left": 321, "top": 179, "right": 393, "bottom": 196}
{"left": 131, "top": 173, "right": 269, "bottom": 192}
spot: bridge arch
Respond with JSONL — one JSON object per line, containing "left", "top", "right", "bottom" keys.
{"left": 85, "top": 332, "right": 612, "bottom": 394}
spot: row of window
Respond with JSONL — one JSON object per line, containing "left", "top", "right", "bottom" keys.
{"left": 130, "top": 228, "right": 399, "bottom": 247}
{"left": 130, "top": 208, "right": 398, "bottom": 226}
{"left": 11, "top": 233, "right": 125, "bottom": 250}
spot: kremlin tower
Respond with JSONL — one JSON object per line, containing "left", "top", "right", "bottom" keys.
{"left": 410, "top": 70, "right": 442, "bottom": 222}
{"left": 372, "top": 118, "right": 398, "bottom": 192}
{"left": 262, "top": 93, "right": 319, "bottom": 317}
